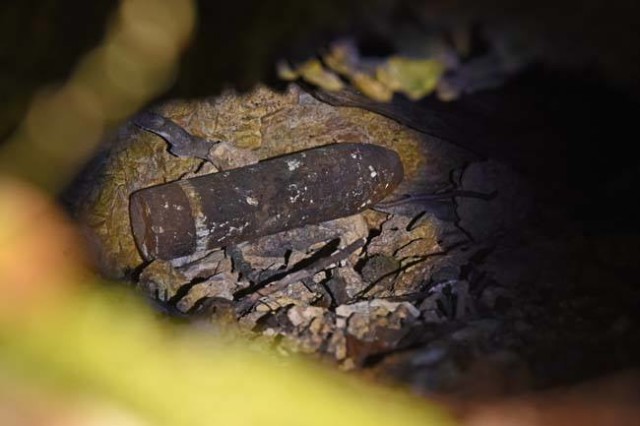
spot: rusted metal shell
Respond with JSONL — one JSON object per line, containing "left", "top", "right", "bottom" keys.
{"left": 129, "top": 143, "right": 403, "bottom": 260}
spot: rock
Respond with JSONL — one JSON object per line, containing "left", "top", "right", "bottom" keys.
{"left": 138, "top": 260, "right": 189, "bottom": 302}
{"left": 176, "top": 272, "right": 241, "bottom": 312}
{"left": 177, "top": 249, "right": 230, "bottom": 280}
{"left": 360, "top": 255, "right": 400, "bottom": 296}
{"left": 326, "top": 265, "right": 368, "bottom": 303}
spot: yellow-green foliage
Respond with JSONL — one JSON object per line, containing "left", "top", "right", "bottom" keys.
{"left": 0, "top": 285, "right": 454, "bottom": 426}
{"left": 376, "top": 57, "right": 445, "bottom": 100}
{"left": 279, "top": 49, "right": 445, "bottom": 102}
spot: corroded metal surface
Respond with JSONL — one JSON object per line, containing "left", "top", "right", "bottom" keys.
{"left": 130, "top": 144, "right": 403, "bottom": 260}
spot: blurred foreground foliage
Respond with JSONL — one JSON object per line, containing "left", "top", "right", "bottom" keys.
{"left": 0, "top": 276, "right": 452, "bottom": 426}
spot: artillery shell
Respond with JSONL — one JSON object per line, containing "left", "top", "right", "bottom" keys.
{"left": 129, "top": 143, "right": 403, "bottom": 260}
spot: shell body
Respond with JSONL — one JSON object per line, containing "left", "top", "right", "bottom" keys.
{"left": 130, "top": 143, "right": 403, "bottom": 260}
